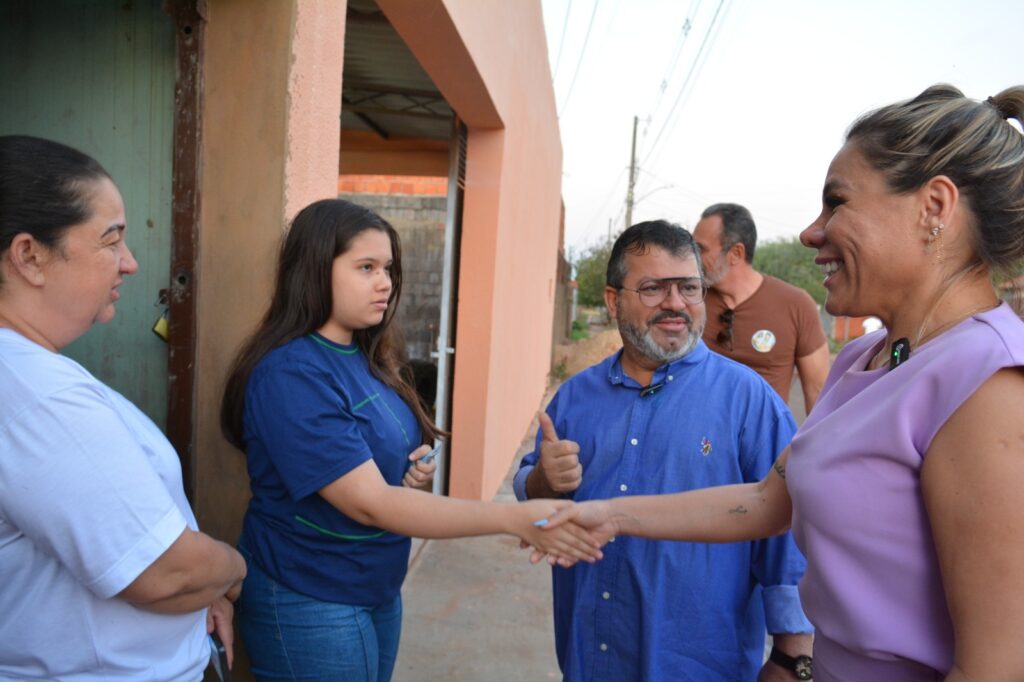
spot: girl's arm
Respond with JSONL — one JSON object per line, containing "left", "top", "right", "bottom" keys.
{"left": 318, "top": 447, "right": 604, "bottom": 563}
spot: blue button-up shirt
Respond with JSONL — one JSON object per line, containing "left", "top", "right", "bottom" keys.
{"left": 514, "top": 342, "right": 811, "bottom": 681}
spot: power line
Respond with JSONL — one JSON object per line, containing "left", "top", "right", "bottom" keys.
{"left": 559, "top": 0, "right": 600, "bottom": 115}
{"left": 579, "top": 166, "right": 628, "bottom": 243}
{"left": 552, "top": 0, "right": 573, "bottom": 79}
{"left": 643, "top": 0, "right": 701, "bottom": 137}
{"left": 634, "top": 168, "right": 803, "bottom": 234}
{"left": 640, "top": 0, "right": 728, "bottom": 167}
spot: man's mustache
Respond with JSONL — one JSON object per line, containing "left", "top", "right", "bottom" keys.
{"left": 650, "top": 310, "right": 691, "bottom": 325}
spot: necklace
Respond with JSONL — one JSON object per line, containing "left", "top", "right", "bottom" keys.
{"left": 911, "top": 301, "right": 1000, "bottom": 348}
{"left": 867, "top": 300, "right": 1000, "bottom": 371}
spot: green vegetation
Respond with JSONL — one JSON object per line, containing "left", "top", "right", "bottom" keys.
{"left": 573, "top": 238, "right": 614, "bottom": 307}
{"left": 753, "top": 237, "right": 826, "bottom": 306}
{"left": 551, "top": 358, "right": 569, "bottom": 382}
{"left": 573, "top": 235, "right": 826, "bottom": 310}
{"left": 570, "top": 318, "right": 589, "bottom": 342}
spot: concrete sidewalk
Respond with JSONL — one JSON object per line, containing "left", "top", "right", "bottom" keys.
{"left": 393, "top": 409, "right": 560, "bottom": 681}
{"left": 394, "top": 377, "right": 807, "bottom": 680}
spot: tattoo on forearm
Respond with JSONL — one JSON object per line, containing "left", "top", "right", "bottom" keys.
{"left": 773, "top": 462, "right": 786, "bottom": 480}
{"left": 729, "top": 506, "right": 748, "bottom": 515}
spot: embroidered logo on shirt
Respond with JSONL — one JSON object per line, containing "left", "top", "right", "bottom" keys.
{"left": 700, "top": 437, "right": 712, "bottom": 456}
{"left": 751, "top": 329, "right": 776, "bottom": 353}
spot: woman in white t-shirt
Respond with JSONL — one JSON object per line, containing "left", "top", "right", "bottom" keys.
{"left": 0, "top": 135, "right": 246, "bottom": 680}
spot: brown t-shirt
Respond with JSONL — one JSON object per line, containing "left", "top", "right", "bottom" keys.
{"left": 702, "top": 275, "right": 827, "bottom": 402}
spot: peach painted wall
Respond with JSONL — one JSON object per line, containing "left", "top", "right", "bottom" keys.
{"left": 380, "top": 0, "right": 562, "bottom": 500}
{"left": 194, "top": 0, "right": 346, "bottom": 542}
{"left": 284, "top": 1, "right": 347, "bottom": 220}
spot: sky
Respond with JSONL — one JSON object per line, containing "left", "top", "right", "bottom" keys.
{"left": 541, "top": 0, "right": 1024, "bottom": 254}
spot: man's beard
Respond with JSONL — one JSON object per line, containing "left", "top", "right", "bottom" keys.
{"left": 619, "top": 309, "right": 704, "bottom": 365}
{"left": 703, "top": 252, "right": 730, "bottom": 287}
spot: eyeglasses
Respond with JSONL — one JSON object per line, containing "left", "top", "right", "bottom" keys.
{"left": 716, "top": 308, "right": 735, "bottom": 350}
{"left": 618, "top": 277, "right": 708, "bottom": 307}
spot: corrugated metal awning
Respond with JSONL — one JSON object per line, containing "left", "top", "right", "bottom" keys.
{"left": 343, "top": 0, "right": 454, "bottom": 140}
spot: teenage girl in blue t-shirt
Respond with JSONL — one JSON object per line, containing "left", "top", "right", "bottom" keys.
{"left": 220, "top": 199, "right": 601, "bottom": 682}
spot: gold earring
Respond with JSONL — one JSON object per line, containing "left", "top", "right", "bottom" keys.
{"left": 926, "top": 223, "right": 945, "bottom": 262}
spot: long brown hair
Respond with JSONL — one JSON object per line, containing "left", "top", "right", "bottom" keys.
{"left": 220, "top": 199, "right": 444, "bottom": 450}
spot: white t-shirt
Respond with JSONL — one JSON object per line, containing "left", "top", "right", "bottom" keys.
{"left": 0, "top": 329, "right": 208, "bottom": 681}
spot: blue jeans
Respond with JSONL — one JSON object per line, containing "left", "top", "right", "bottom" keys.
{"left": 237, "top": 543, "right": 403, "bottom": 682}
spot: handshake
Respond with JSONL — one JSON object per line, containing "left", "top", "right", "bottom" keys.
{"left": 515, "top": 412, "right": 618, "bottom": 568}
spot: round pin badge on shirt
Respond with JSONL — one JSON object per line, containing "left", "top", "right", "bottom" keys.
{"left": 751, "top": 329, "right": 776, "bottom": 353}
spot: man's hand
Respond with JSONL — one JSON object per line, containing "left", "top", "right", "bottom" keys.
{"left": 526, "top": 500, "right": 619, "bottom": 566}
{"left": 528, "top": 411, "right": 582, "bottom": 497}
{"left": 758, "top": 634, "right": 813, "bottom": 681}
{"left": 513, "top": 499, "right": 604, "bottom": 566}
{"left": 758, "top": 661, "right": 799, "bottom": 682}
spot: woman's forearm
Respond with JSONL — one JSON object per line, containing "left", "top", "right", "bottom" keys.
{"left": 118, "top": 530, "right": 246, "bottom": 614}
{"left": 610, "top": 476, "right": 792, "bottom": 543}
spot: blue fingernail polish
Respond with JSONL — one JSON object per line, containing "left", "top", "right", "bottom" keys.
{"left": 533, "top": 518, "right": 549, "bottom": 527}
{"left": 420, "top": 443, "right": 443, "bottom": 464}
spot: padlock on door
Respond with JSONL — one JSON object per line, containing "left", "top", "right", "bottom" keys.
{"left": 152, "top": 289, "right": 170, "bottom": 342}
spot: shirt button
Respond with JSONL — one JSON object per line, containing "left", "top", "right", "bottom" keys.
{"left": 668, "top": 375, "right": 674, "bottom": 381}
{"left": 602, "top": 591, "right": 611, "bottom": 600}
{"left": 630, "top": 438, "right": 638, "bottom": 446}
{"left": 600, "top": 643, "right": 608, "bottom": 652}
{"left": 619, "top": 484, "right": 628, "bottom": 492}
{"left": 608, "top": 536, "right": 616, "bottom": 543}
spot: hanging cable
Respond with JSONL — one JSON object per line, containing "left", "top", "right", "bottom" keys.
{"left": 559, "top": 0, "right": 600, "bottom": 115}
{"left": 644, "top": 0, "right": 701, "bottom": 137}
{"left": 640, "top": 0, "right": 728, "bottom": 166}
{"left": 578, "top": 166, "right": 628, "bottom": 244}
{"left": 552, "top": 0, "right": 574, "bottom": 79}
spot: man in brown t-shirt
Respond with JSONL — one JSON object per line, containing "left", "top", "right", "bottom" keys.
{"left": 694, "top": 203, "right": 830, "bottom": 410}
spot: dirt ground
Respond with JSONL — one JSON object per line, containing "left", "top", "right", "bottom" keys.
{"left": 552, "top": 326, "right": 621, "bottom": 379}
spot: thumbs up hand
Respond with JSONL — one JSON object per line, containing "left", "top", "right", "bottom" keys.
{"left": 536, "top": 411, "right": 583, "bottom": 495}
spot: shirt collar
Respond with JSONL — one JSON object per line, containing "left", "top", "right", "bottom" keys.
{"left": 606, "top": 340, "right": 710, "bottom": 387}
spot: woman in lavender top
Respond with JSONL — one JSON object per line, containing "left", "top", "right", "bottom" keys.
{"left": 543, "top": 85, "right": 1024, "bottom": 680}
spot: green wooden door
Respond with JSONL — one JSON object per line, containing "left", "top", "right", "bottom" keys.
{"left": 1, "top": 0, "right": 175, "bottom": 429}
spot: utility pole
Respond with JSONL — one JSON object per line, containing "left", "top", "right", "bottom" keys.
{"left": 624, "top": 115, "right": 638, "bottom": 230}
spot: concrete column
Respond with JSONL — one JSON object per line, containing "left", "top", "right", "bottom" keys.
{"left": 194, "top": 0, "right": 346, "bottom": 541}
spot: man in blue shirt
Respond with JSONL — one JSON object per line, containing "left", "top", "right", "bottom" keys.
{"left": 514, "top": 221, "right": 812, "bottom": 681}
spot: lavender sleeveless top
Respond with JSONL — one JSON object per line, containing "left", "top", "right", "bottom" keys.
{"left": 787, "top": 303, "right": 1024, "bottom": 681}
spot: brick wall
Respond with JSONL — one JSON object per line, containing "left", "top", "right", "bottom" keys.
{"left": 338, "top": 174, "right": 448, "bottom": 196}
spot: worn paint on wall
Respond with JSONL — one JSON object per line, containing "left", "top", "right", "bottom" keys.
{"left": 0, "top": 0, "right": 175, "bottom": 428}
{"left": 284, "top": 0, "right": 348, "bottom": 220}
{"left": 194, "top": 0, "right": 346, "bottom": 544}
